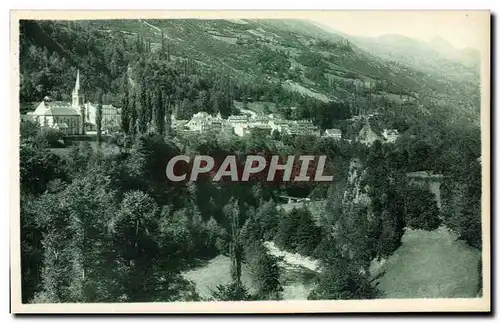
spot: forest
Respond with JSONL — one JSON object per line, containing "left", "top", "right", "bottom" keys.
{"left": 20, "top": 111, "right": 482, "bottom": 302}
{"left": 19, "top": 19, "right": 483, "bottom": 303}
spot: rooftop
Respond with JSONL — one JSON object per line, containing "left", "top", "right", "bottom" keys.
{"left": 32, "top": 101, "right": 80, "bottom": 116}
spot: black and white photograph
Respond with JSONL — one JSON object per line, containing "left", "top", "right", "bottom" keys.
{"left": 10, "top": 10, "right": 491, "bottom": 313}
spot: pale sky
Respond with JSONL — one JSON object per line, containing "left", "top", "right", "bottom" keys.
{"left": 309, "top": 11, "right": 489, "bottom": 50}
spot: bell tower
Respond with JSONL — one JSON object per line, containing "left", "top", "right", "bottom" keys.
{"left": 72, "top": 69, "right": 85, "bottom": 108}
{"left": 72, "top": 70, "right": 86, "bottom": 134}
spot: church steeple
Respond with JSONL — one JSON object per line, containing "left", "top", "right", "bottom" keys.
{"left": 74, "top": 69, "right": 80, "bottom": 92}
{"left": 72, "top": 69, "right": 86, "bottom": 135}
{"left": 72, "top": 69, "right": 84, "bottom": 107}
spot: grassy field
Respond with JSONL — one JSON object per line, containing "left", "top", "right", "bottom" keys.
{"left": 233, "top": 100, "right": 277, "bottom": 114}
{"left": 181, "top": 254, "right": 314, "bottom": 300}
{"left": 50, "top": 141, "right": 120, "bottom": 158}
{"left": 181, "top": 255, "right": 256, "bottom": 299}
{"left": 181, "top": 226, "right": 481, "bottom": 300}
{"left": 371, "top": 226, "right": 482, "bottom": 299}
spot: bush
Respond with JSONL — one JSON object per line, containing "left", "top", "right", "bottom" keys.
{"left": 37, "top": 128, "right": 65, "bottom": 147}
{"left": 210, "top": 282, "right": 253, "bottom": 301}
{"left": 308, "top": 257, "right": 379, "bottom": 300}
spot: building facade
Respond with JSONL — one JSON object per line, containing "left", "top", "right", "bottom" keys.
{"left": 382, "top": 129, "right": 400, "bottom": 143}
{"left": 26, "top": 70, "right": 121, "bottom": 135}
{"left": 323, "top": 128, "right": 342, "bottom": 139}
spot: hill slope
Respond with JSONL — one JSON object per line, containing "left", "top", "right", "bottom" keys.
{"left": 19, "top": 18, "right": 480, "bottom": 125}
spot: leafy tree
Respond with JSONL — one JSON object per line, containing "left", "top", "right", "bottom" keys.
{"left": 263, "top": 104, "right": 271, "bottom": 115}
{"left": 404, "top": 186, "right": 441, "bottom": 231}
{"left": 20, "top": 142, "right": 66, "bottom": 195}
{"left": 33, "top": 174, "right": 118, "bottom": 303}
{"left": 36, "top": 128, "right": 65, "bottom": 148}
{"left": 111, "top": 190, "right": 160, "bottom": 301}
{"left": 20, "top": 193, "right": 44, "bottom": 303}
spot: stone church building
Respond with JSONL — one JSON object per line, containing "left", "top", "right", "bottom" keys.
{"left": 26, "top": 71, "right": 121, "bottom": 135}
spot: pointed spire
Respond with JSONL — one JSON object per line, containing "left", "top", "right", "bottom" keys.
{"left": 74, "top": 69, "right": 80, "bottom": 92}
{"left": 72, "top": 69, "right": 85, "bottom": 107}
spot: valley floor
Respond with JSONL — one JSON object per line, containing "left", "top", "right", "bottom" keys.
{"left": 181, "top": 226, "right": 482, "bottom": 300}
{"left": 180, "top": 252, "right": 315, "bottom": 300}
{"left": 370, "top": 226, "right": 482, "bottom": 299}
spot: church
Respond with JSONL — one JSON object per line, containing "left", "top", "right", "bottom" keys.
{"left": 26, "top": 71, "right": 121, "bottom": 135}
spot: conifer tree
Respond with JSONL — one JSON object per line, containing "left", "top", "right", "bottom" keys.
{"left": 120, "top": 79, "right": 130, "bottom": 135}
{"left": 129, "top": 91, "right": 138, "bottom": 137}
{"left": 137, "top": 87, "right": 148, "bottom": 134}
{"left": 252, "top": 246, "right": 283, "bottom": 300}
{"left": 154, "top": 89, "right": 166, "bottom": 135}
{"left": 96, "top": 91, "right": 103, "bottom": 145}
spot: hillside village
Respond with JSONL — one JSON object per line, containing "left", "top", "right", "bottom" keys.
{"left": 23, "top": 72, "right": 399, "bottom": 146}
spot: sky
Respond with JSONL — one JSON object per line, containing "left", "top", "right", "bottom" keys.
{"left": 308, "top": 11, "right": 489, "bottom": 50}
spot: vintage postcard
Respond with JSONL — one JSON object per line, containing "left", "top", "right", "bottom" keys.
{"left": 10, "top": 10, "right": 491, "bottom": 313}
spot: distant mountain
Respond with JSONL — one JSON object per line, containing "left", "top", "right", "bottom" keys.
{"left": 345, "top": 33, "right": 480, "bottom": 83}
{"left": 427, "top": 36, "right": 457, "bottom": 57}
{"left": 427, "top": 36, "right": 480, "bottom": 69}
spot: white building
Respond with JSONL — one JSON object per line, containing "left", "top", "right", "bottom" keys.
{"left": 234, "top": 124, "right": 250, "bottom": 137}
{"left": 268, "top": 119, "right": 289, "bottom": 134}
{"left": 250, "top": 115, "right": 270, "bottom": 126}
{"left": 28, "top": 98, "right": 83, "bottom": 135}
{"left": 323, "top": 128, "right": 342, "bottom": 140}
{"left": 227, "top": 115, "right": 250, "bottom": 125}
{"left": 234, "top": 123, "right": 272, "bottom": 137}
{"left": 27, "top": 70, "right": 121, "bottom": 135}
{"left": 186, "top": 112, "right": 226, "bottom": 133}
{"left": 289, "top": 120, "right": 320, "bottom": 136}
{"left": 84, "top": 103, "right": 121, "bottom": 132}
{"left": 382, "top": 129, "right": 399, "bottom": 143}
{"left": 28, "top": 71, "right": 86, "bottom": 135}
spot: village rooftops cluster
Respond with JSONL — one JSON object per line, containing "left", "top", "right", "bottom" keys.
{"left": 21, "top": 71, "right": 399, "bottom": 145}
{"left": 175, "top": 111, "right": 332, "bottom": 138}
{"left": 174, "top": 111, "right": 400, "bottom": 145}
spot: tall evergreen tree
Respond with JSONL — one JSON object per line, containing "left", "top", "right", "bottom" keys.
{"left": 129, "top": 91, "right": 138, "bottom": 137}
{"left": 137, "top": 87, "right": 148, "bottom": 134}
{"left": 160, "top": 30, "right": 165, "bottom": 60}
{"left": 224, "top": 199, "right": 242, "bottom": 286}
{"left": 154, "top": 89, "right": 166, "bottom": 135}
{"left": 250, "top": 244, "right": 283, "bottom": 300}
{"left": 296, "top": 208, "right": 320, "bottom": 255}
{"left": 120, "top": 78, "right": 130, "bottom": 135}
{"left": 96, "top": 91, "right": 103, "bottom": 145}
